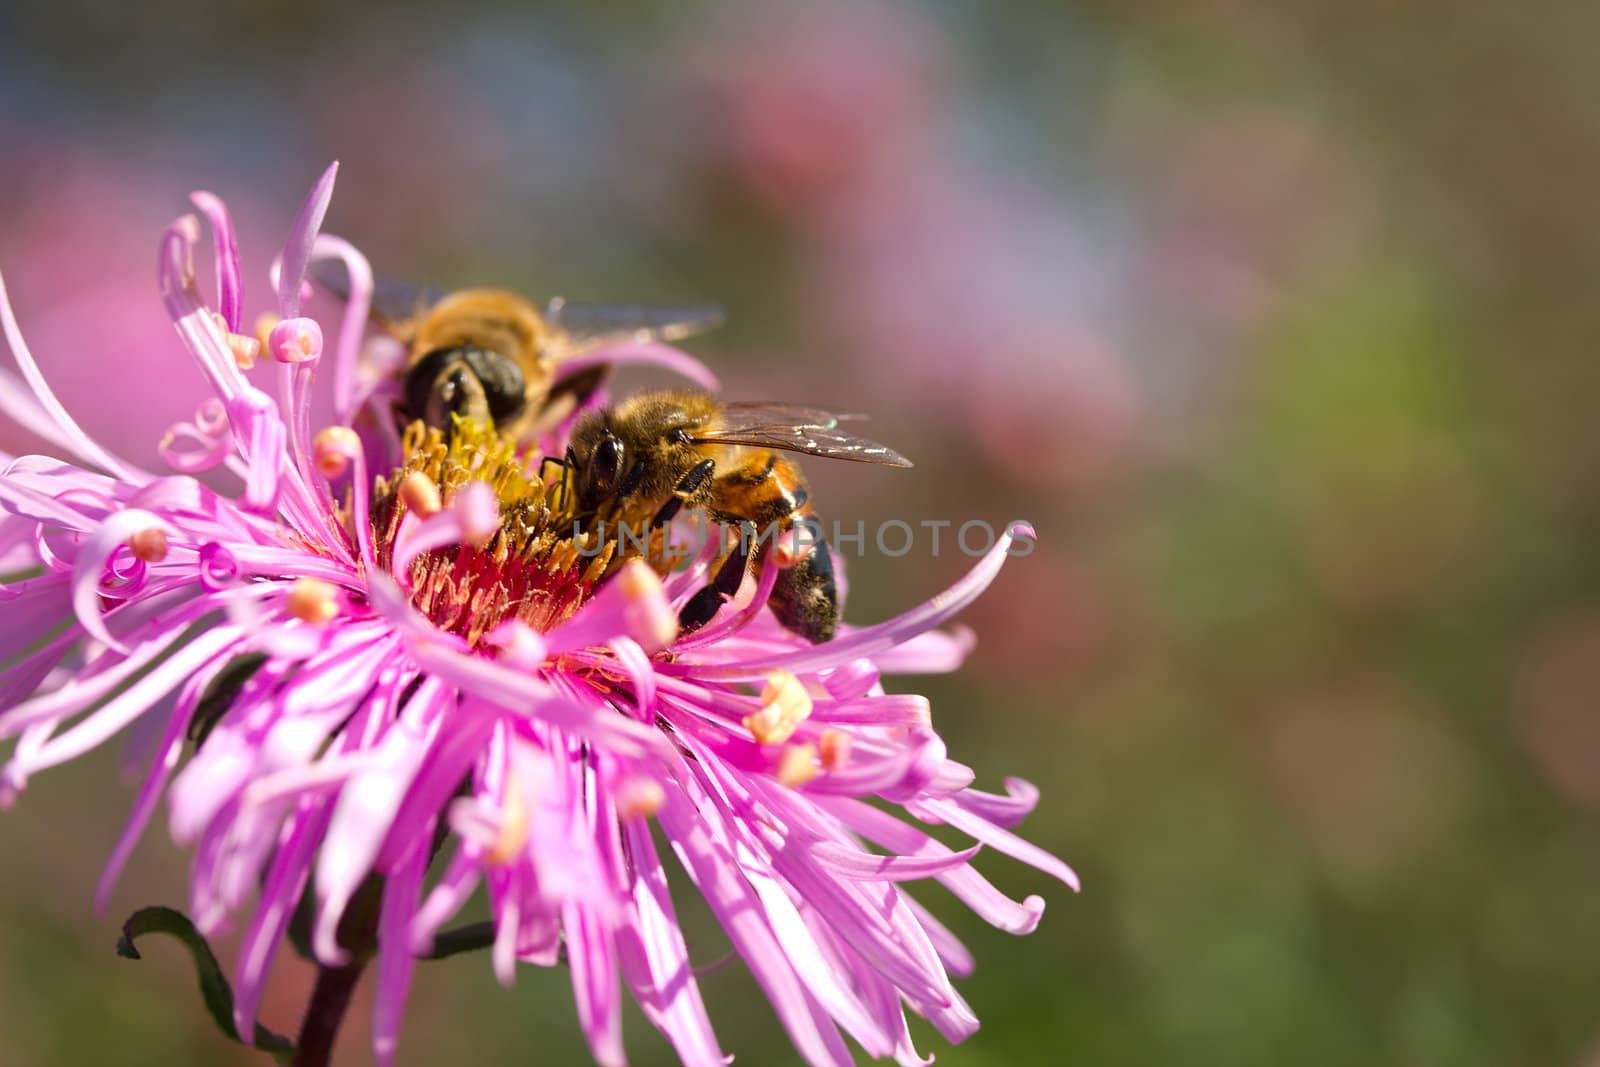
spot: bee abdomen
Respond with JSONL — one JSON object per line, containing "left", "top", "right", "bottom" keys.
{"left": 768, "top": 532, "right": 838, "bottom": 643}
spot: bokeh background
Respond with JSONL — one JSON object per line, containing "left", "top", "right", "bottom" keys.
{"left": 3, "top": 1, "right": 1599, "bottom": 1064}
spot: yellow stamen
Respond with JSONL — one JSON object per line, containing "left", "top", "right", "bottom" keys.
{"left": 744, "top": 669, "right": 812, "bottom": 745}
{"left": 127, "top": 528, "right": 169, "bottom": 563}
{"left": 486, "top": 771, "right": 529, "bottom": 866}
{"left": 312, "top": 427, "right": 360, "bottom": 478}
{"left": 213, "top": 312, "right": 259, "bottom": 369}
{"left": 776, "top": 744, "right": 819, "bottom": 788}
{"left": 615, "top": 776, "right": 665, "bottom": 819}
{"left": 286, "top": 577, "right": 339, "bottom": 624}
{"left": 818, "top": 728, "right": 851, "bottom": 772}
{"left": 398, "top": 470, "right": 442, "bottom": 518}
{"left": 254, "top": 312, "right": 279, "bottom": 350}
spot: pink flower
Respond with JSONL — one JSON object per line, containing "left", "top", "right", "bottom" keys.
{"left": 0, "top": 164, "right": 1074, "bottom": 1066}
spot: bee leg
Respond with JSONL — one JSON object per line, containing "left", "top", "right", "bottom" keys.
{"left": 560, "top": 447, "right": 576, "bottom": 510}
{"left": 650, "top": 458, "right": 716, "bottom": 528}
{"left": 678, "top": 522, "right": 755, "bottom": 633}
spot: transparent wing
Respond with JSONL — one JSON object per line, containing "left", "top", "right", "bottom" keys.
{"left": 692, "top": 402, "right": 912, "bottom": 467}
{"left": 309, "top": 260, "right": 442, "bottom": 325}
{"left": 545, "top": 298, "right": 724, "bottom": 355}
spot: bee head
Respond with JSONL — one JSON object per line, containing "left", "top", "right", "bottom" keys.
{"left": 568, "top": 416, "right": 630, "bottom": 515}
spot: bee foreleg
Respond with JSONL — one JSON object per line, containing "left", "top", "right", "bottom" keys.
{"left": 650, "top": 458, "right": 716, "bottom": 528}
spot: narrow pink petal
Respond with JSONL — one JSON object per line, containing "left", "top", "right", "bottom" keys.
{"left": 373, "top": 840, "right": 428, "bottom": 1067}
{"left": 810, "top": 840, "right": 983, "bottom": 882}
{"left": 96, "top": 668, "right": 211, "bottom": 911}
{"left": 309, "top": 235, "right": 373, "bottom": 425}
{"left": 657, "top": 781, "right": 855, "bottom": 1067}
{"left": 950, "top": 777, "right": 1041, "bottom": 829}
{"left": 190, "top": 191, "right": 242, "bottom": 332}
{"left": 68, "top": 509, "right": 178, "bottom": 653}
{"left": 563, "top": 900, "right": 626, "bottom": 1067}
{"left": 159, "top": 214, "right": 249, "bottom": 402}
{"left": 407, "top": 641, "right": 673, "bottom": 762}
{"left": 409, "top": 845, "right": 483, "bottom": 956}
{"left": 278, "top": 162, "right": 339, "bottom": 318}
{"left": 313, "top": 702, "right": 433, "bottom": 964}
{"left": 552, "top": 342, "right": 719, "bottom": 393}
{"left": 616, "top": 820, "right": 726, "bottom": 1067}
{"left": 8, "top": 628, "right": 238, "bottom": 778}
{"left": 0, "top": 270, "right": 144, "bottom": 482}
{"left": 818, "top": 795, "right": 1048, "bottom": 935}
{"left": 683, "top": 525, "right": 1033, "bottom": 680}
{"left": 910, "top": 795, "right": 1079, "bottom": 892}
{"left": 233, "top": 801, "right": 335, "bottom": 1038}
{"left": 902, "top": 896, "right": 975, "bottom": 979}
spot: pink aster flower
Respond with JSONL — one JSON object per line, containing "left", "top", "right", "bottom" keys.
{"left": 0, "top": 164, "right": 1075, "bottom": 1066}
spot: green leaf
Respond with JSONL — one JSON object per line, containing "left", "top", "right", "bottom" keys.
{"left": 117, "top": 906, "right": 295, "bottom": 1062}
{"left": 190, "top": 653, "right": 269, "bottom": 749}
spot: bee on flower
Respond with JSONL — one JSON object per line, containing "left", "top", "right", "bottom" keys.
{"left": 0, "top": 163, "right": 1074, "bottom": 1067}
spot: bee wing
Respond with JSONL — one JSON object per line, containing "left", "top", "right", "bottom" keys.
{"left": 691, "top": 403, "right": 913, "bottom": 467}
{"left": 309, "top": 260, "right": 444, "bottom": 326}
{"left": 544, "top": 298, "right": 724, "bottom": 355}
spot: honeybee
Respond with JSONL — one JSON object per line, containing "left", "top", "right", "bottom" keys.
{"left": 566, "top": 390, "right": 912, "bottom": 642}
{"left": 312, "top": 262, "right": 722, "bottom": 443}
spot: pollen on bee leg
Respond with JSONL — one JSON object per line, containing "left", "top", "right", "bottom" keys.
{"left": 127, "top": 528, "right": 169, "bottom": 563}
{"left": 212, "top": 312, "right": 260, "bottom": 369}
{"left": 615, "top": 775, "right": 666, "bottom": 819}
{"left": 744, "top": 669, "right": 812, "bottom": 745}
{"left": 312, "top": 426, "right": 361, "bottom": 477}
{"left": 619, "top": 560, "right": 678, "bottom": 651}
{"left": 772, "top": 523, "right": 820, "bottom": 569}
{"left": 398, "top": 470, "right": 442, "bottom": 518}
{"left": 818, "top": 728, "right": 851, "bottom": 772}
{"left": 776, "top": 743, "right": 820, "bottom": 788}
{"left": 286, "top": 577, "right": 339, "bottom": 624}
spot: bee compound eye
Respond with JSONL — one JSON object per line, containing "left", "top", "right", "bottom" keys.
{"left": 594, "top": 436, "right": 623, "bottom": 486}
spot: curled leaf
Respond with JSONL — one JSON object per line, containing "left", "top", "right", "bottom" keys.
{"left": 117, "top": 905, "right": 295, "bottom": 1061}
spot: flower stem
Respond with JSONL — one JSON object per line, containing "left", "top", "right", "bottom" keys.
{"left": 291, "top": 959, "right": 367, "bottom": 1067}
{"left": 289, "top": 866, "right": 385, "bottom": 1064}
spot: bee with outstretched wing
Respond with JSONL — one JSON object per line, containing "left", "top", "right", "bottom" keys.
{"left": 567, "top": 391, "right": 912, "bottom": 642}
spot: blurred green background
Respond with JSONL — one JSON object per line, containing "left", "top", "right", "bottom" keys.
{"left": 4, "top": 1, "right": 1600, "bottom": 1064}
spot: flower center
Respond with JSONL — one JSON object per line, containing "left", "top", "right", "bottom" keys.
{"left": 369, "top": 418, "right": 630, "bottom": 645}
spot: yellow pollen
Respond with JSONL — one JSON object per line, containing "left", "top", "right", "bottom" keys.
{"left": 818, "top": 728, "right": 851, "bottom": 772}
{"left": 776, "top": 744, "right": 819, "bottom": 788}
{"left": 313, "top": 427, "right": 360, "bottom": 477}
{"left": 744, "top": 669, "right": 812, "bottom": 745}
{"left": 486, "top": 771, "right": 529, "bottom": 866}
{"left": 615, "top": 776, "right": 665, "bottom": 819}
{"left": 254, "top": 312, "right": 279, "bottom": 349}
{"left": 127, "top": 528, "right": 169, "bottom": 563}
{"left": 213, "top": 312, "right": 259, "bottom": 369}
{"left": 286, "top": 577, "right": 339, "bottom": 624}
{"left": 397, "top": 471, "right": 442, "bottom": 518}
